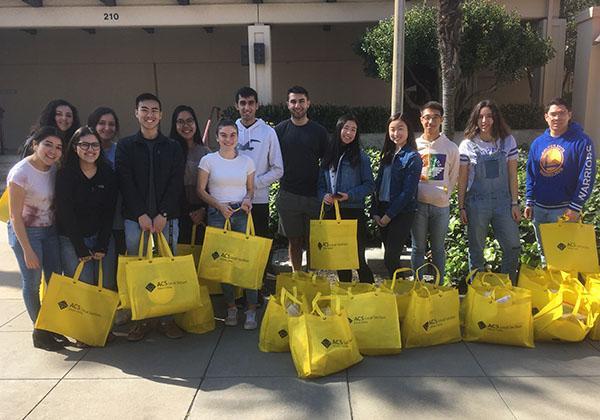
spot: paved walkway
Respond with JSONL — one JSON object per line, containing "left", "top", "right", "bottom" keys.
{"left": 2, "top": 155, "right": 600, "bottom": 419}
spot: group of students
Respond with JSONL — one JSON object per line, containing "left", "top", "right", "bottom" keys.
{"left": 5, "top": 83, "right": 596, "bottom": 352}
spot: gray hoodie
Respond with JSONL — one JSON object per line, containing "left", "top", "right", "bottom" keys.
{"left": 236, "top": 118, "right": 284, "bottom": 204}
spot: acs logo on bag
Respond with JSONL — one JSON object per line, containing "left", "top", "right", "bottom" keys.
{"left": 56, "top": 299, "right": 101, "bottom": 318}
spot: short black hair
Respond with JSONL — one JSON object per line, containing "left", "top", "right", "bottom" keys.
{"left": 287, "top": 85, "right": 309, "bottom": 100}
{"left": 235, "top": 86, "right": 258, "bottom": 103}
{"left": 135, "top": 93, "right": 161, "bottom": 110}
{"left": 420, "top": 101, "right": 444, "bottom": 117}
{"left": 545, "top": 97, "right": 571, "bottom": 113}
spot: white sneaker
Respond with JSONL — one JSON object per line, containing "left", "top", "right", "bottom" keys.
{"left": 225, "top": 307, "right": 238, "bottom": 326}
{"left": 244, "top": 309, "right": 258, "bottom": 330}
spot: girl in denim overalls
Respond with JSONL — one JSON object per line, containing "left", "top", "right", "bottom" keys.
{"left": 458, "top": 100, "right": 521, "bottom": 283}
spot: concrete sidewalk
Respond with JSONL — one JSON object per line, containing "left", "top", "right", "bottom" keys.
{"left": 2, "top": 230, "right": 600, "bottom": 419}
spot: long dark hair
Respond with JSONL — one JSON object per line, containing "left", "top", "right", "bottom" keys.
{"left": 169, "top": 105, "right": 203, "bottom": 160}
{"left": 87, "top": 107, "right": 120, "bottom": 140}
{"left": 380, "top": 113, "right": 416, "bottom": 165}
{"left": 63, "top": 126, "right": 107, "bottom": 170}
{"left": 32, "top": 99, "right": 80, "bottom": 140}
{"left": 322, "top": 114, "right": 361, "bottom": 171}
{"left": 464, "top": 99, "right": 511, "bottom": 140}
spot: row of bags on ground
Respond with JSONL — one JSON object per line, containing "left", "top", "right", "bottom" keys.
{"left": 32, "top": 212, "right": 275, "bottom": 346}
{"left": 260, "top": 265, "right": 600, "bottom": 378}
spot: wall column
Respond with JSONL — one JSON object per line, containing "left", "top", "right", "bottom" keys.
{"left": 573, "top": 7, "right": 600, "bottom": 152}
{"left": 539, "top": 17, "right": 566, "bottom": 105}
{"left": 248, "top": 24, "right": 272, "bottom": 104}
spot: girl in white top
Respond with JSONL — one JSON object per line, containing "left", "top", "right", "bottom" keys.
{"left": 7, "top": 126, "right": 64, "bottom": 351}
{"left": 197, "top": 119, "right": 257, "bottom": 330}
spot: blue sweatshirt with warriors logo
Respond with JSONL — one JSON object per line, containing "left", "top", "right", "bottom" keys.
{"left": 525, "top": 122, "right": 596, "bottom": 212}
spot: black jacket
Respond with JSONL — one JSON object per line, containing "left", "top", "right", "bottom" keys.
{"left": 55, "top": 162, "right": 118, "bottom": 258}
{"left": 116, "top": 131, "right": 184, "bottom": 221}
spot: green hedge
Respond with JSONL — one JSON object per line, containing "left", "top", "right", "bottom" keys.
{"left": 266, "top": 145, "right": 600, "bottom": 284}
{"left": 223, "top": 102, "right": 547, "bottom": 133}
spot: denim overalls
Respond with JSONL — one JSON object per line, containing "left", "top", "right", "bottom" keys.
{"left": 465, "top": 138, "right": 520, "bottom": 282}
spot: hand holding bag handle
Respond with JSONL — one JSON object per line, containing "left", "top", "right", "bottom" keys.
{"left": 72, "top": 259, "right": 105, "bottom": 290}
{"left": 319, "top": 199, "right": 342, "bottom": 221}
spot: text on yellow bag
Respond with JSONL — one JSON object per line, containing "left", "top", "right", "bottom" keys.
{"left": 309, "top": 200, "right": 358, "bottom": 270}
{"left": 35, "top": 260, "right": 118, "bottom": 347}
{"left": 197, "top": 212, "right": 272, "bottom": 290}
{"left": 540, "top": 219, "right": 599, "bottom": 273}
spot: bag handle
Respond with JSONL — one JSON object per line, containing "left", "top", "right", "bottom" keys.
{"left": 489, "top": 286, "right": 515, "bottom": 303}
{"left": 415, "top": 262, "right": 441, "bottom": 286}
{"left": 319, "top": 199, "right": 342, "bottom": 221}
{"left": 245, "top": 212, "right": 256, "bottom": 237}
{"left": 156, "top": 232, "right": 174, "bottom": 258}
{"left": 311, "top": 293, "right": 341, "bottom": 318}
{"left": 136, "top": 230, "right": 154, "bottom": 258}
{"left": 72, "top": 259, "right": 105, "bottom": 290}
{"left": 479, "top": 272, "right": 509, "bottom": 288}
{"left": 280, "top": 286, "right": 303, "bottom": 307}
{"left": 390, "top": 267, "right": 413, "bottom": 290}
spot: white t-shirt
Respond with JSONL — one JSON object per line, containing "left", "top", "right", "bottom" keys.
{"left": 198, "top": 152, "right": 255, "bottom": 203}
{"left": 7, "top": 158, "right": 57, "bottom": 227}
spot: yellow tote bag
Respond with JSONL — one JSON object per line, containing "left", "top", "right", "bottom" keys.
{"left": 584, "top": 273, "right": 600, "bottom": 340}
{"left": 382, "top": 268, "right": 417, "bottom": 321}
{"left": 35, "top": 260, "right": 119, "bottom": 347}
{"left": 174, "top": 286, "right": 215, "bottom": 334}
{"left": 309, "top": 200, "right": 359, "bottom": 270}
{"left": 126, "top": 232, "right": 200, "bottom": 320}
{"left": 198, "top": 213, "right": 272, "bottom": 290}
{"left": 540, "top": 220, "right": 599, "bottom": 273}
{"left": 461, "top": 270, "right": 513, "bottom": 326}
{"left": 176, "top": 224, "right": 202, "bottom": 268}
{"left": 116, "top": 232, "right": 154, "bottom": 309}
{"left": 333, "top": 282, "right": 401, "bottom": 355}
{"left": 0, "top": 187, "right": 9, "bottom": 223}
{"left": 288, "top": 294, "right": 363, "bottom": 378}
{"left": 401, "top": 281, "right": 461, "bottom": 348}
{"left": 259, "top": 287, "right": 306, "bottom": 353}
{"left": 275, "top": 271, "right": 331, "bottom": 304}
{"left": 463, "top": 285, "right": 534, "bottom": 348}
{"left": 533, "top": 284, "right": 598, "bottom": 342}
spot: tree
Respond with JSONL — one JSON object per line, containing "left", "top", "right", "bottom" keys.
{"left": 560, "top": 0, "right": 600, "bottom": 95}
{"left": 437, "top": 0, "right": 462, "bottom": 137}
{"left": 356, "top": 0, "right": 555, "bottom": 119}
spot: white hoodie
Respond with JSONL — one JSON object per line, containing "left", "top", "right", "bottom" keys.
{"left": 416, "top": 133, "right": 460, "bottom": 207}
{"left": 236, "top": 118, "right": 284, "bottom": 204}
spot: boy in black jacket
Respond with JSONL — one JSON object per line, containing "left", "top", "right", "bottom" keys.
{"left": 116, "top": 93, "right": 185, "bottom": 341}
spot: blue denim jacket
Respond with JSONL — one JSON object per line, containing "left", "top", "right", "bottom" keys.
{"left": 372, "top": 146, "right": 422, "bottom": 219}
{"left": 317, "top": 150, "right": 375, "bottom": 208}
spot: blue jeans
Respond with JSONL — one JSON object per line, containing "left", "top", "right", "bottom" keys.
{"left": 123, "top": 219, "right": 179, "bottom": 257}
{"left": 207, "top": 207, "right": 258, "bottom": 306}
{"left": 7, "top": 223, "right": 61, "bottom": 323}
{"left": 410, "top": 202, "right": 450, "bottom": 281}
{"left": 532, "top": 205, "right": 567, "bottom": 267}
{"left": 466, "top": 200, "right": 521, "bottom": 283}
{"left": 59, "top": 235, "right": 117, "bottom": 290}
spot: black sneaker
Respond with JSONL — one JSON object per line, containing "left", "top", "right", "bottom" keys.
{"left": 51, "top": 333, "right": 70, "bottom": 345}
{"left": 33, "top": 329, "right": 64, "bottom": 351}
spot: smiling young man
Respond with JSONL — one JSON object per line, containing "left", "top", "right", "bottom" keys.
{"left": 525, "top": 97, "right": 596, "bottom": 264}
{"left": 411, "top": 101, "right": 459, "bottom": 281}
{"left": 234, "top": 87, "right": 283, "bottom": 241}
{"left": 115, "top": 92, "right": 185, "bottom": 341}
{"left": 274, "top": 86, "right": 328, "bottom": 271}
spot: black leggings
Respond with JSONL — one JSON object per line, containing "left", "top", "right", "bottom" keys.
{"left": 378, "top": 205, "right": 415, "bottom": 277}
{"left": 325, "top": 206, "right": 374, "bottom": 283}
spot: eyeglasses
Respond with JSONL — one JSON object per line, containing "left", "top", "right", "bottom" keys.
{"left": 176, "top": 118, "right": 195, "bottom": 126}
{"left": 421, "top": 115, "right": 442, "bottom": 122}
{"left": 77, "top": 142, "right": 101, "bottom": 151}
